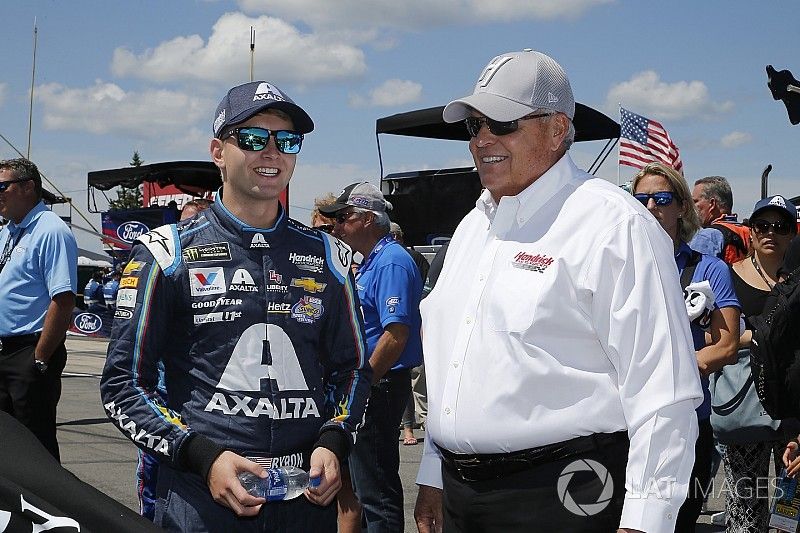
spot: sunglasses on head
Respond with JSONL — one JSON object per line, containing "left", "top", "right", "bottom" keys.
{"left": 750, "top": 219, "right": 793, "bottom": 236}
{"left": 464, "top": 112, "right": 553, "bottom": 138}
{"left": 222, "top": 127, "right": 303, "bottom": 154}
{"left": 0, "top": 177, "right": 33, "bottom": 193}
{"left": 633, "top": 191, "right": 675, "bottom": 207}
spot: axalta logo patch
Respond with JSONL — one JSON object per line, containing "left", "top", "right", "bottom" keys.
{"left": 289, "top": 253, "right": 324, "bottom": 273}
{"left": 511, "top": 252, "right": 554, "bottom": 273}
{"left": 253, "top": 82, "right": 286, "bottom": 102}
{"left": 249, "top": 233, "right": 270, "bottom": 248}
{"left": 189, "top": 267, "right": 227, "bottom": 296}
{"left": 229, "top": 269, "right": 258, "bottom": 292}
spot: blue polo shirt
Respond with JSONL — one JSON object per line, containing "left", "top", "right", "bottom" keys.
{"left": 0, "top": 201, "right": 78, "bottom": 336}
{"left": 675, "top": 242, "right": 740, "bottom": 420}
{"left": 356, "top": 235, "right": 423, "bottom": 371}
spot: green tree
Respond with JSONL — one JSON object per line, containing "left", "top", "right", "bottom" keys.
{"left": 108, "top": 151, "right": 145, "bottom": 210}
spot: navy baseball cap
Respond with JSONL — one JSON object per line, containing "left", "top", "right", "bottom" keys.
{"left": 212, "top": 81, "right": 314, "bottom": 137}
{"left": 751, "top": 195, "right": 797, "bottom": 222}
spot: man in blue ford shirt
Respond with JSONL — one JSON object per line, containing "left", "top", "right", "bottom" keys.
{"left": 323, "top": 182, "right": 423, "bottom": 532}
{"left": 0, "top": 158, "right": 78, "bottom": 461}
{"left": 100, "top": 81, "right": 371, "bottom": 532}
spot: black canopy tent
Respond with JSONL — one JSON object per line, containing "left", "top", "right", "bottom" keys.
{"left": 374, "top": 103, "right": 621, "bottom": 246}
{"left": 87, "top": 161, "right": 220, "bottom": 212}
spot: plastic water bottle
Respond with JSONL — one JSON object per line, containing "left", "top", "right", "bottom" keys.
{"left": 238, "top": 467, "right": 321, "bottom": 501}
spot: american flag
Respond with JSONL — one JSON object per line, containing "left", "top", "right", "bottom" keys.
{"left": 619, "top": 107, "right": 683, "bottom": 174}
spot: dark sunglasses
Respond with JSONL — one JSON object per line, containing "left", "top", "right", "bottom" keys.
{"left": 0, "top": 177, "right": 33, "bottom": 193}
{"left": 222, "top": 127, "right": 303, "bottom": 154}
{"left": 750, "top": 219, "right": 793, "bottom": 236}
{"left": 633, "top": 191, "right": 675, "bottom": 207}
{"left": 315, "top": 224, "right": 334, "bottom": 233}
{"left": 464, "top": 112, "right": 552, "bottom": 137}
{"left": 334, "top": 211, "right": 362, "bottom": 224}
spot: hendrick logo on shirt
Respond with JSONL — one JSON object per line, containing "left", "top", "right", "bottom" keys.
{"left": 511, "top": 252, "right": 554, "bottom": 273}
{"left": 289, "top": 253, "right": 324, "bottom": 273}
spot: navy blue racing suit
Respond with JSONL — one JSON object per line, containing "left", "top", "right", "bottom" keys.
{"left": 100, "top": 199, "right": 371, "bottom": 532}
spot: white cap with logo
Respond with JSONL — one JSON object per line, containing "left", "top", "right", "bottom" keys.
{"left": 443, "top": 49, "right": 575, "bottom": 123}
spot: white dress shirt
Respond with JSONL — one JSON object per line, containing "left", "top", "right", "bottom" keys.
{"left": 416, "top": 153, "right": 703, "bottom": 533}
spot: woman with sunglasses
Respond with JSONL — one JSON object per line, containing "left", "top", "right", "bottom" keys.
{"left": 632, "top": 162, "right": 741, "bottom": 531}
{"left": 724, "top": 195, "right": 798, "bottom": 532}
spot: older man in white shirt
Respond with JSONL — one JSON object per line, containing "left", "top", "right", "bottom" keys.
{"left": 413, "top": 49, "right": 703, "bottom": 533}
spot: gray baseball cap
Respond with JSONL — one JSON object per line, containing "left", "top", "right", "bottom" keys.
{"left": 443, "top": 49, "right": 575, "bottom": 123}
{"left": 319, "top": 182, "right": 392, "bottom": 215}
{"left": 213, "top": 81, "right": 314, "bottom": 137}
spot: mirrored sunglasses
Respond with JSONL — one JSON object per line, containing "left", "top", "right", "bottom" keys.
{"left": 633, "top": 191, "right": 675, "bottom": 207}
{"left": 223, "top": 127, "right": 303, "bottom": 154}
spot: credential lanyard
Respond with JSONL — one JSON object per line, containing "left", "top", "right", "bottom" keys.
{"left": 356, "top": 234, "right": 395, "bottom": 282}
{"left": 0, "top": 227, "right": 24, "bottom": 275}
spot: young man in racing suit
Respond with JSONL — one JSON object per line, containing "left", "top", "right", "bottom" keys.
{"left": 100, "top": 81, "right": 372, "bottom": 532}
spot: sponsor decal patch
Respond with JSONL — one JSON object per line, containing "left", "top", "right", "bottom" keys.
{"left": 114, "top": 308, "right": 133, "bottom": 320}
{"left": 289, "top": 253, "right": 324, "bottom": 273}
{"left": 122, "top": 260, "right": 145, "bottom": 276}
{"left": 249, "top": 233, "right": 270, "bottom": 248}
{"left": 191, "top": 297, "right": 243, "bottom": 309}
{"left": 116, "top": 288, "right": 138, "bottom": 308}
{"left": 120, "top": 276, "right": 139, "bottom": 288}
{"left": 189, "top": 267, "right": 227, "bottom": 296}
{"left": 291, "top": 277, "right": 327, "bottom": 293}
{"left": 73, "top": 312, "right": 102, "bottom": 334}
{"left": 194, "top": 311, "right": 242, "bottom": 324}
{"left": 511, "top": 251, "right": 554, "bottom": 273}
{"left": 183, "top": 242, "right": 232, "bottom": 263}
{"left": 267, "top": 302, "right": 292, "bottom": 314}
{"left": 229, "top": 268, "right": 258, "bottom": 292}
{"left": 291, "top": 296, "right": 324, "bottom": 324}
{"left": 386, "top": 296, "right": 400, "bottom": 313}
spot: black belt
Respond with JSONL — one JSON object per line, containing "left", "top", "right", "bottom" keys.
{"left": 439, "top": 431, "right": 629, "bottom": 483}
{"left": 0, "top": 333, "right": 41, "bottom": 354}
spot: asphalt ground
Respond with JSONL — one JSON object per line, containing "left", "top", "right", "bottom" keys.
{"left": 57, "top": 337, "right": 728, "bottom": 531}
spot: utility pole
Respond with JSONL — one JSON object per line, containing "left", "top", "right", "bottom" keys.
{"left": 27, "top": 18, "right": 38, "bottom": 159}
{"left": 249, "top": 26, "right": 256, "bottom": 82}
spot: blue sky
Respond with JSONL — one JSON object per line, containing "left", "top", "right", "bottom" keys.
{"left": 2, "top": 1, "right": 799, "bottom": 253}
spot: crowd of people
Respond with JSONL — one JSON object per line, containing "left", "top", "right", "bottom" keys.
{"left": 2, "top": 48, "right": 800, "bottom": 533}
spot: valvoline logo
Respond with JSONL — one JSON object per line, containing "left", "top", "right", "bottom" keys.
{"left": 189, "top": 267, "right": 227, "bottom": 296}
{"left": 74, "top": 312, "right": 102, "bottom": 334}
{"left": 117, "top": 221, "right": 149, "bottom": 243}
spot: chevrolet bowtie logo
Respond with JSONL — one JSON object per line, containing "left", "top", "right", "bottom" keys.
{"left": 290, "top": 277, "right": 327, "bottom": 293}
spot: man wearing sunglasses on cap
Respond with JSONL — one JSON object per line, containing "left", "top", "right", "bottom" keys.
{"left": 101, "top": 81, "right": 371, "bottom": 532}
{"left": 414, "top": 50, "right": 702, "bottom": 533}
{"left": 0, "top": 158, "right": 78, "bottom": 463}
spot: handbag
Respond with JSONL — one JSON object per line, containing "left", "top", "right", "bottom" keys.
{"left": 710, "top": 348, "right": 780, "bottom": 444}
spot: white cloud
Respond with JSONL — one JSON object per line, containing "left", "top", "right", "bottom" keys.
{"left": 111, "top": 12, "right": 366, "bottom": 85}
{"left": 349, "top": 79, "right": 423, "bottom": 108}
{"left": 36, "top": 81, "right": 212, "bottom": 137}
{"left": 0, "top": 83, "right": 7, "bottom": 107}
{"left": 237, "top": 0, "right": 612, "bottom": 30}
{"left": 720, "top": 131, "right": 752, "bottom": 148}
{"left": 606, "top": 70, "right": 734, "bottom": 121}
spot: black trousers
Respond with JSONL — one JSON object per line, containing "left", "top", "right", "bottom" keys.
{"left": 675, "top": 417, "right": 713, "bottom": 532}
{"left": 0, "top": 340, "right": 67, "bottom": 461}
{"left": 442, "top": 434, "right": 629, "bottom": 533}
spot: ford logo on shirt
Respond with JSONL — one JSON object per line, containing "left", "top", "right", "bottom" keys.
{"left": 74, "top": 312, "right": 102, "bottom": 334}
{"left": 117, "top": 221, "right": 149, "bottom": 243}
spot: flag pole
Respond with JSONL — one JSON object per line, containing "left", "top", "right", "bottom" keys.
{"left": 249, "top": 26, "right": 255, "bottom": 82}
{"left": 27, "top": 18, "right": 38, "bottom": 159}
{"left": 617, "top": 104, "right": 621, "bottom": 186}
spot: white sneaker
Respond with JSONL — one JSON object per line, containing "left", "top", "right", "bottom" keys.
{"left": 711, "top": 511, "right": 726, "bottom": 526}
